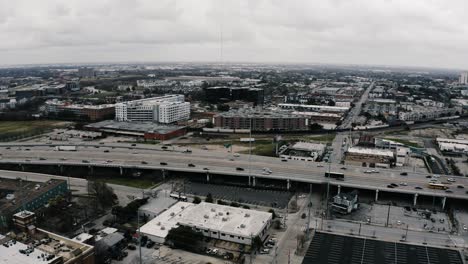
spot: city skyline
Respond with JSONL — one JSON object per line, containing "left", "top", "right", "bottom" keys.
{"left": 1, "top": 0, "right": 468, "bottom": 69}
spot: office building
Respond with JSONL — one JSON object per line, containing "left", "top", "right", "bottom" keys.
{"left": 460, "top": 72, "right": 468, "bottom": 85}
{"left": 205, "top": 87, "right": 264, "bottom": 105}
{"left": 78, "top": 67, "right": 95, "bottom": 78}
{"left": 213, "top": 109, "right": 309, "bottom": 131}
{"left": 140, "top": 202, "right": 272, "bottom": 245}
{"left": 115, "top": 95, "right": 190, "bottom": 123}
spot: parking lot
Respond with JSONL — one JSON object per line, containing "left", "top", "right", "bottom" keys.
{"left": 337, "top": 203, "right": 452, "bottom": 233}
{"left": 186, "top": 182, "right": 293, "bottom": 208}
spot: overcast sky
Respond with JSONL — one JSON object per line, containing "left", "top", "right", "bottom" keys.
{"left": 1, "top": 0, "right": 467, "bottom": 69}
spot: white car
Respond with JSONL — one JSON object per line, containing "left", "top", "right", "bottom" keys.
{"left": 364, "top": 170, "right": 372, "bottom": 173}
{"left": 447, "top": 178, "right": 456, "bottom": 182}
{"left": 260, "top": 248, "right": 270, "bottom": 254}
{"left": 263, "top": 167, "right": 272, "bottom": 174}
{"left": 400, "top": 182, "right": 407, "bottom": 186}
{"left": 233, "top": 153, "right": 240, "bottom": 157}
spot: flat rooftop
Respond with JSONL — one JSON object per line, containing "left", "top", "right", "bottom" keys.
{"left": 291, "top": 142, "right": 326, "bottom": 152}
{"left": 0, "top": 238, "right": 60, "bottom": 264}
{"left": 140, "top": 202, "right": 272, "bottom": 240}
{"left": 85, "top": 120, "right": 186, "bottom": 134}
{"left": 347, "top": 147, "right": 394, "bottom": 157}
{"left": 0, "top": 177, "right": 67, "bottom": 214}
{"left": 302, "top": 232, "right": 463, "bottom": 264}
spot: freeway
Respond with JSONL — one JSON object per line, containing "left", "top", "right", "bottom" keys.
{"left": 1, "top": 144, "right": 467, "bottom": 201}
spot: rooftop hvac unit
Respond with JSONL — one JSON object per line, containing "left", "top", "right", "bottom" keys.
{"left": 181, "top": 206, "right": 185, "bottom": 209}
{"left": 161, "top": 226, "right": 165, "bottom": 230}
{"left": 244, "top": 213, "right": 250, "bottom": 217}
{"left": 170, "top": 212, "right": 175, "bottom": 216}
{"left": 218, "top": 212, "right": 224, "bottom": 216}
{"left": 157, "top": 222, "right": 161, "bottom": 226}
{"left": 211, "top": 208, "right": 216, "bottom": 212}
{"left": 240, "top": 224, "right": 246, "bottom": 228}
{"left": 222, "top": 217, "right": 228, "bottom": 222}
{"left": 204, "top": 215, "right": 209, "bottom": 219}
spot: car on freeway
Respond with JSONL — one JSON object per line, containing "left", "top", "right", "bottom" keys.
{"left": 60, "top": 158, "right": 67, "bottom": 161}
{"left": 162, "top": 146, "right": 168, "bottom": 150}
{"left": 364, "top": 170, "right": 372, "bottom": 173}
{"left": 104, "top": 150, "right": 109, "bottom": 153}
{"left": 400, "top": 172, "right": 408, "bottom": 176}
{"left": 131, "top": 144, "right": 136, "bottom": 146}
{"left": 260, "top": 248, "right": 270, "bottom": 254}
{"left": 400, "top": 182, "right": 407, "bottom": 186}
{"left": 340, "top": 167, "right": 347, "bottom": 170}
{"left": 107, "top": 160, "right": 112, "bottom": 163}
{"left": 387, "top": 185, "right": 395, "bottom": 188}
{"left": 445, "top": 190, "right": 453, "bottom": 193}
{"left": 203, "top": 168, "right": 209, "bottom": 171}
{"left": 236, "top": 167, "right": 244, "bottom": 171}
{"left": 184, "top": 149, "right": 192, "bottom": 153}
{"left": 234, "top": 153, "right": 240, "bottom": 157}
{"left": 415, "top": 186, "right": 423, "bottom": 190}
{"left": 371, "top": 169, "right": 379, "bottom": 173}
{"left": 82, "top": 160, "right": 90, "bottom": 163}
{"left": 281, "top": 159, "right": 288, "bottom": 162}
{"left": 141, "top": 161, "right": 148, "bottom": 164}
{"left": 39, "top": 157, "right": 47, "bottom": 160}
{"left": 263, "top": 167, "right": 272, "bottom": 174}
{"left": 457, "top": 185, "right": 464, "bottom": 189}
{"left": 426, "top": 175, "right": 432, "bottom": 178}
{"left": 25, "top": 159, "right": 31, "bottom": 162}
{"left": 160, "top": 162, "right": 168, "bottom": 166}
{"left": 317, "top": 164, "right": 324, "bottom": 167}
{"left": 188, "top": 163, "right": 196, "bottom": 167}
{"left": 447, "top": 178, "right": 456, "bottom": 182}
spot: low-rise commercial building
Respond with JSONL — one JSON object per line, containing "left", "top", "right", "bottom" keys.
{"left": 85, "top": 120, "right": 186, "bottom": 141}
{"left": 280, "top": 142, "right": 326, "bottom": 161}
{"left": 0, "top": 178, "right": 68, "bottom": 229}
{"left": 437, "top": 138, "right": 468, "bottom": 155}
{"left": 344, "top": 147, "right": 395, "bottom": 168}
{"left": 331, "top": 190, "right": 359, "bottom": 214}
{"left": 140, "top": 202, "right": 272, "bottom": 245}
{"left": 45, "top": 100, "right": 115, "bottom": 121}
{"left": 278, "top": 103, "right": 349, "bottom": 113}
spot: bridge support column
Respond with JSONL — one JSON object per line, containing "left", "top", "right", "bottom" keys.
{"left": 375, "top": 189, "right": 379, "bottom": 202}
{"left": 413, "top": 193, "right": 418, "bottom": 207}
{"left": 161, "top": 169, "right": 166, "bottom": 180}
{"left": 206, "top": 173, "right": 210, "bottom": 182}
{"left": 248, "top": 176, "right": 251, "bottom": 186}
{"left": 119, "top": 167, "right": 123, "bottom": 176}
{"left": 20, "top": 164, "right": 25, "bottom": 172}
{"left": 58, "top": 165, "right": 63, "bottom": 174}
{"left": 287, "top": 179, "right": 290, "bottom": 190}
{"left": 442, "top": 197, "right": 447, "bottom": 210}
{"left": 337, "top": 185, "right": 341, "bottom": 195}
{"left": 88, "top": 166, "right": 94, "bottom": 176}
{"left": 252, "top": 177, "right": 256, "bottom": 187}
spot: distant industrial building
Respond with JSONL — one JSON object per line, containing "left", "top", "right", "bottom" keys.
{"left": 0, "top": 178, "right": 68, "bottom": 229}
{"left": 115, "top": 95, "right": 190, "bottom": 123}
{"left": 331, "top": 190, "right": 359, "bottom": 214}
{"left": 1, "top": 211, "right": 94, "bottom": 264}
{"left": 85, "top": 120, "right": 187, "bottom": 140}
{"left": 344, "top": 147, "right": 395, "bottom": 168}
{"left": 280, "top": 142, "right": 326, "bottom": 161}
{"left": 45, "top": 100, "right": 115, "bottom": 121}
{"left": 278, "top": 103, "right": 349, "bottom": 113}
{"left": 213, "top": 109, "right": 309, "bottom": 131}
{"left": 205, "top": 87, "right": 264, "bottom": 105}
{"left": 78, "top": 67, "right": 95, "bottom": 78}
{"left": 436, "top": 138, "right": 468, "bottom": 155}
{"left": 140, "top": 202, "right": 272, "bottom": 245}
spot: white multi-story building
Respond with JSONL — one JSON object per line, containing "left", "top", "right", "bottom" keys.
{"left": 460, "top": 72, "right": 468, "bottom": 85}
{"left": 115, "top": 95, "right": 190, "bottom": 123}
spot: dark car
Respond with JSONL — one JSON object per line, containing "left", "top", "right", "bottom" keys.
{"left": 415, "top": 186, "right": 423, "bottom": 190}
{"left": 387, "top": 185, "right": 395, "bottom": 188}
{"left": 203, "top": 168, "right": 209, "bottom": 171}
{"left": 281, "top": 159, "right": 288, "bottom": 162}
{"left": 457, "top": 185, "right": 465, "bottom": 189}
{"left": 426, "top": 175, "right": 432, "bottom": 178}
{"left": 188, "top": 163, "right": 196, "bottom": 167}
{"left": 162, "top": 146, "right": 168, "bottom": 150}
{"left": 131, "top": 144, "right": 136, "bottom": 146}
{"left": 236, "top": 167, "right": 244, "bottom": 171}
{"left": 146, "top": 241, "right": 155, "bottom": 248}
{"left": 141, "top": 161, "right": 148, "bottom": 164}
{"left": 160, "top": 162, "right": 168, "bottom": 166}
{"left": 127, "top": 244, "right": 136, "bottom": 250}
{"left": 340, "top": 167, "right": 347, "bottom": 170}
{"left": 391, "top": 183, "right": 398, "bottom": 187}
{"left": 104, "top": 150, "right": 109, "bottom": 153}
{"left": 400, "top": 172, "right": 408, "bottom": 176}
{"left": 445, "top": 190, "right": 453, "bottom": 193}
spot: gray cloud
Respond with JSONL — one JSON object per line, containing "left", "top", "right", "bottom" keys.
{"left": 0, "top": 0, "right": 467, "bottom": 68}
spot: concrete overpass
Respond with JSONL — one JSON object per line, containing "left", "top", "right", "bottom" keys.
{"left": 0, "top": 143, "right": 467, "bottom": 208}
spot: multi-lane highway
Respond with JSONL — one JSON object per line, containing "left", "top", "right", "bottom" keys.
{"left": 1, "top": 143, "right": 467, "bottom": 201}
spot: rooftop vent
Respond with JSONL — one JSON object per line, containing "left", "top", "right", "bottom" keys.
{"left": 222, "top": 217, "right": 228, "bottom": 222}
{"left": 170, "top": 212, "right": 175, "bottom": 216}
{"left": 240, "top": 224, "right": 246, "bottom": 228}
{"left": 161, "top": 226, "right": 165, "bottom": 230}
{"left": 204, "top": 215, "right": 209, "bottom": 219}
{"left": 218, "top": 212, "right": 224, "bottom": 216}
{"left": 211, "top": 208, "right": 216, "bottom": 212}
{"left": 245, "top": 213, "right": 250, "bottom": 217}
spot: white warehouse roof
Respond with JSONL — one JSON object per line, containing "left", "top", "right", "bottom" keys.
{"left": 347, "top": 147, "right": 394, "bottom": 157}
